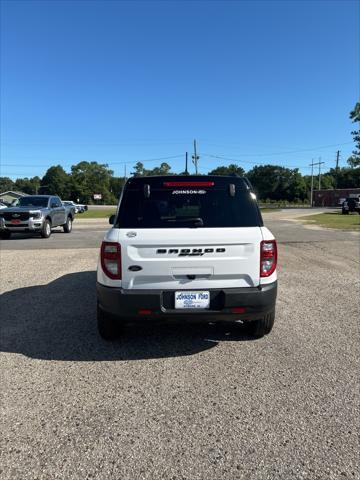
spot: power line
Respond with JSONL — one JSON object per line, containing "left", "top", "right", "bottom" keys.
{"left": 202, "top": 153, "right": 323, "bottom": 169}
{"left": 199, "top": 141, "right": 353, "bottom": 156}
{"left": 2, "top": 149, "right": 347, "bottom": 179}
{"left": 1, "top": 154, "right": 184, "bottom": 168}
{"left": 107, "top": 154, "right": 184, "bottom": 166}
{"left": 1, "top": 139, "right": 353, "bottom": 168}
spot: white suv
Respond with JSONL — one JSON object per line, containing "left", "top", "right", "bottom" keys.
{"left": 96, "top": 176, "right": 277, "bottom": 340}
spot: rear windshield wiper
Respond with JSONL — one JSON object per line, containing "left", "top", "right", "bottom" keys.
{"left": 163, "top": 217, "right": 204, "bottom": 227}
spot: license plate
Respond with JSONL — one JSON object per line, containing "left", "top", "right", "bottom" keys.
{"left": 11, "top": 219, "right": 21, "bottom": 224}
{"left": 175, "top": 291, "right": 210, "bottom": 309}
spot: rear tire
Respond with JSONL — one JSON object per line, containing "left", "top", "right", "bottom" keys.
{"left": 41, "top": 219, "right": 52, "bottom": 238}
{"left": 342, "top": 209, "right": 349, "bottom": 215}
{"left": 0, "top": 231, "right": 11, "bottom": 239}
{"left": 97, "top": 304, "right": 121, "bottom": 340}
{"left": 63, "top": 216, "right": 72, "bottom": 233}
{"left": 248, "top": 310, "right": 275, "bottom": 338}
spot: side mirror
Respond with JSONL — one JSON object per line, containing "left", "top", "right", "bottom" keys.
{"left": 109, "top": 214, "right": 116, "bottom": 225}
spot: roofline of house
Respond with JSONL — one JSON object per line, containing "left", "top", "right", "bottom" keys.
{"left": 0, "top": 191, "right": 30, "bottom": 196}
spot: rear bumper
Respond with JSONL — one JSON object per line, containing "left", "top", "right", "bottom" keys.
{"left": 96, "top": 281, "right": 277, "bottom": 323}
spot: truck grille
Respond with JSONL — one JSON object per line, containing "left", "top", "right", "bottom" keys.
{"left": 2, "top": 212, "right": 30, "bottom": 221}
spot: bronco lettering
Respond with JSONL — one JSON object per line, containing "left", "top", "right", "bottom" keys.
{"left": 156, "top": 247, "right": 226, "bottom": 256}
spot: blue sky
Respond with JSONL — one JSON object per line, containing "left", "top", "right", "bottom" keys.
{"left": 1, "top": 0, "right": 359, "bottom": 179}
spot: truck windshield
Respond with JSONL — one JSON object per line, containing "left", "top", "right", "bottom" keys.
{"left": 18, "top": 197, "right": 49, "bottom": 208}
{"left": 117, "top": 183, "right": 261, "bottom": 228}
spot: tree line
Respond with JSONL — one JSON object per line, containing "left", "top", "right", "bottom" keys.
{"left": 1, "top": 104, "right": 359, "bottom": 204}
{"left": 1, "top": 160, "right": 358, "bottom": 205}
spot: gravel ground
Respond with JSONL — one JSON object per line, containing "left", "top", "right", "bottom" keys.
{"left": 0, "top": 218, "right": 359, "bottom": 479}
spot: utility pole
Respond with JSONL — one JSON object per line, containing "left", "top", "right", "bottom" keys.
{"left": 192, "top": 139, "right": 199, "bottom": 174}
{"left": 185, "top": 152, "right": 189, "bottom": 175}
{"left": 335, "top": 150, "right": 340, "bottom": 189}
{"left": 318, "top": 157, "right": 324, "bottom": 190}
{"left": 336, "top": 150, "right": 340, "bottom": 170}
{"left": 310, "top": 159, "right": 314, "bottom": 207}
{"left": 309, "top": 159, "right": 324, "bottom": 207}
{"left": 124, "top": 164, "right": 127, "bottom": 179}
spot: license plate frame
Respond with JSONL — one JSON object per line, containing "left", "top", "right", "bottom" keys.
{"left": 175, "top": 291, "right": 210, "bottom": 309}
{"left": 11, "top": 219, "right": 21, "bottom": 224}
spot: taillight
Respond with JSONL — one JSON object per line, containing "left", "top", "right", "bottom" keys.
{"left": 260, "top": 240, "right": 277, "bottom": 277}
{"left": 101, "top": 242, "right": 121, "bottom": 279}
{"left": 163, "top": 181, "right": 215, "bottom": 187}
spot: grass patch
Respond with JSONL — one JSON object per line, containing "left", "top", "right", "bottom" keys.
{"left": 300, "top": 212, "right": 360, "bottom": 230}
{"left": 77, "top": 208, "right": 116, "bottom": 219}
{"left": 260, "top": 208, "right": 280, "bottom": 213}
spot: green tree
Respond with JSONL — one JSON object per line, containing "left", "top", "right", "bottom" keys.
{"left": 131, "top": 162, "right": 146, "bottom": 177}
{"left": 70, "top": 161, "right": 116, "bottom": 204}
{"left": 303, "top": 170, "right": 336, "bottom": 194}
{"left": 316, "top": 173, "right": 335, "bottom": 190}
{"left": 347, "top": 156, "right": 360, "bottom": 168}
{"left": 247, "top": 165, "right": 307, "bottom": 201}
{"left": 40, "top": 166, "right": 70, "bottom": 198}
{"left": 15, "top": 176, "right": 41, "bottom": 195}
{"left": 306, "top": 167, "right": 359, "bottom": 190}
{"left": 348, "top": 102, "right": 360, "bottom": 167}
{"left": 208, "top": 164, "right": 245, "bottom": 176}
{"left": 131, "top": 161, "right": 173, "bottom": 177}
{"left": 334, "top": 167, "right": 360, "bottom": 188}
{"left": 110, "top": 176, "right": 126, "bottom": 199}
{"left": 0, "top": 177, "right": 14, "bottom": 192}
{"left": 148, "top": 162, "right": 172, "bottom": 176}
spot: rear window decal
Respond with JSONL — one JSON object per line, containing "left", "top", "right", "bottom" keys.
{"left": 172, "top": 190, "right": 207, "bottom": 195}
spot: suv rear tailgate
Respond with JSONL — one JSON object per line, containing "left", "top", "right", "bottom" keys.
{"left": 116, "top": 227, "right": 263, "bottom": 290}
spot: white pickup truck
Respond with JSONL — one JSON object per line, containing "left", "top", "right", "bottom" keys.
{"left": 96, "top": 176, "right": 277, "bottom": 340}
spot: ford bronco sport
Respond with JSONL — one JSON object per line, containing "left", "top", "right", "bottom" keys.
{"left": 96, "top": 176, "right": 277, "bottom": 340}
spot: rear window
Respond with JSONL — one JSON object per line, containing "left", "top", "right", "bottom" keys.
{"left": 117, "top": 179, "right": 262, "bottom": 228}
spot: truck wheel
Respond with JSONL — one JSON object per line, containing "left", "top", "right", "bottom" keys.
{"left": 0, "top": 231, "right": 11, "bottom": 239}
{"left": 63, "top": 216, "right": 72, "bottom": 233}
{"left": 248, "top": 310, "right": 275, "bottom": 338}
{"left": 41, "top": 219, "right": 52, "bottom": 238}
{"left": 342, "top": 209, "right": 349, "bottom": 215}
{"left": 97, "top": 304, "right": 121, "bottom": 340}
